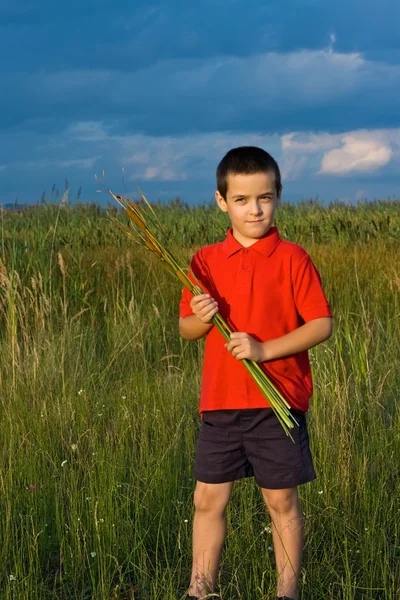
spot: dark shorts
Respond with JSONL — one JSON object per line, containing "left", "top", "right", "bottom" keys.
{"left": 194, "top": 408, "right": 316, "bottom": 489}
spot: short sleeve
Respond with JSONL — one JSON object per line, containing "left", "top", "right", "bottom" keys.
{"left": 179, "top": 281, "right": 194, "bottom": 318}
{"left": 293, "top": 254, "right": 332, "bottom": 322}
{"left": 179, "top": 250, "right": 211, "bottom": 318}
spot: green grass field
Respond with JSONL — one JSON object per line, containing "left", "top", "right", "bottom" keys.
{"left": 0, "top": 199, "right": 399, "bottom": 599}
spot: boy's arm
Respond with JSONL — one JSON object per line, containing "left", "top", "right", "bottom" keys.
{"left": 179, "top": 294, "right": 218, "bottom": 341}
{"left": 226, "top": 317, "right": 333, "bottom": 362}
{"left": 179, "top": 315, "right": 214, "bottom": 341}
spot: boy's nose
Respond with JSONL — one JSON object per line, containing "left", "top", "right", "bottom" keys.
{"left": 249, "top": 202, "right": 263, "bottom": 215}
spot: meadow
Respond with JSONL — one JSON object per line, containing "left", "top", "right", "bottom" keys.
{"left": 0, "top": 198, "right": 399, "bottom": 600}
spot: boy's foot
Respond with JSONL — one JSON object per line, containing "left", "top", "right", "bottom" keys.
{"left": 187, "top": 593, "right": 220, "bottom": 599}
{"left": 187, "top": 596, "right": 219, "bottom": 599}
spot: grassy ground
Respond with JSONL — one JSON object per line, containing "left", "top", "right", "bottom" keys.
{"left": 0, "top": 200, "right": 399, "bottom": 599}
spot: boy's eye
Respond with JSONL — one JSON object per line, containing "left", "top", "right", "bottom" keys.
{"left": 235, "top": 198, "right": 245, "bottom": 202}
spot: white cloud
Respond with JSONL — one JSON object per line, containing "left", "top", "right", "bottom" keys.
{"left": 141, "top": 166, "right": 183, "bottom": 181}
{"left": 125, "top": 151, "right": 150, "bottom": 165}
{"left": 328, "top": 32, "right": 336, "bottom": 53}
{"left": 67, "top": 122, "right": 108, "bottom": 142}
{"left": 320, "top": 136, "right": 392, "bottom": 174}
{"left": 281, "top": 132, "right": 340, "bottom": 179}
{"left": 56, "top": 157, "right": 100, "bottom": 169}
{"left": 26, "top": 156, "right": 100, "bottom": 170}
{"left": 281, "top": 129, "right": 400, "bottom": 179}
{"left": 282, "top": 132, "right": 340, "bottom": 154}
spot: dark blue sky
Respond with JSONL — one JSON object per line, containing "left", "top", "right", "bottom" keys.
{"left": 1, "top": 0, "right": 400, "bottom": 204}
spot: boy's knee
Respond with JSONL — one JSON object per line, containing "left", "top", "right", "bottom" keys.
{"left": 262, "top": 487, "right": 300, "bottom": 515}
{"left": 193, "top": 481, "right": 232, "bottom": 515}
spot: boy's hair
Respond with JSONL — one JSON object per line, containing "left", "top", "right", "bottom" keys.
{"left": 216, "top": 146, "right": 282, "bottom": 199}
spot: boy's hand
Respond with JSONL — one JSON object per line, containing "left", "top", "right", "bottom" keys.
{"left": 225, "top": 332, "right": 266, "bottom": 362}
{"left": 190, "top": 294, "right": 219, "bottom": 324}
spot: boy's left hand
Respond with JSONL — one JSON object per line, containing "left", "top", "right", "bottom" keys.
{"left": 225, "top": 332, "right": 265, "bottom": 362}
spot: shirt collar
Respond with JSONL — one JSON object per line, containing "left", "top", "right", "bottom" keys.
{"left": 223, "top": 226, "right": 281, "bottom": 258}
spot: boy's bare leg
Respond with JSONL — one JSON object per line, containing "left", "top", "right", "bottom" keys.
{"left": 261, "top": 487, "right": 303, "bottom": 600}
{"left": 188, "top": 481, "right": 234, "bottom": 598}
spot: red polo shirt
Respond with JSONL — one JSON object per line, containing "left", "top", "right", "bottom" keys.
{"left": 179, "top": 226, "right": 332, "bottom": 413}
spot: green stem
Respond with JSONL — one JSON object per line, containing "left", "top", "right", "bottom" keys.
{"left": 210, "top": 312, "right": 298, "bottom": 437}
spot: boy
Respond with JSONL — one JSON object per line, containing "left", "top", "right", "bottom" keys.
{"left": 179, "top": 147, "right": 333, "bottom": 600}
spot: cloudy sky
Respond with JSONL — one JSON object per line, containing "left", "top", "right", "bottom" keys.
{"left": 1, "top": 0, "right": 400, "bottom": 204}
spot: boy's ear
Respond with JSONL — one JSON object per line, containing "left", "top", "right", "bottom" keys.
{"left": 215, "top": 190, "right": 228, "bottom": 212}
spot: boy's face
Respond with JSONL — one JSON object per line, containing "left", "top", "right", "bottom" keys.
{"left": 215, "top": 171, "right": 281, "bottom": 247}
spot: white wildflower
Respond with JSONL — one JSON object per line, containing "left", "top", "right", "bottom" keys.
{"left": 264, "top": 526, "right": 272, "bottom": 534}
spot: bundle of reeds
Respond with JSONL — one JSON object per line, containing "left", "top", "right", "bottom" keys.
{"left": 109, "top": 189, "right": 298, "bottom": 438}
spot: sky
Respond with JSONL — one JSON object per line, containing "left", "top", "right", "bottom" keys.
{"left": 1, "top": 0, "right": 400, "bottom": 205}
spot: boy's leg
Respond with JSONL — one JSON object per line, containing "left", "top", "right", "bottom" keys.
{"left": 188, "top": 480, "right": 234, "bottom": 599}
{"left": 261, "top": 487, "right": 303, "bottom": 600}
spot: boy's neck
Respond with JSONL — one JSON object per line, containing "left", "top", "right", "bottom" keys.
{"left": 230, "top": 225, "right": 277, "bottom": 248}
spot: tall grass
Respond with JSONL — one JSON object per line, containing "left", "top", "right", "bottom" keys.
{"left": 0, "top": 200, "right": 399, "bottom": 599}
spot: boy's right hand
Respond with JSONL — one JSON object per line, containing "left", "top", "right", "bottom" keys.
{"left": 190, "top": 294, "right": 218, "bottom": 324}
